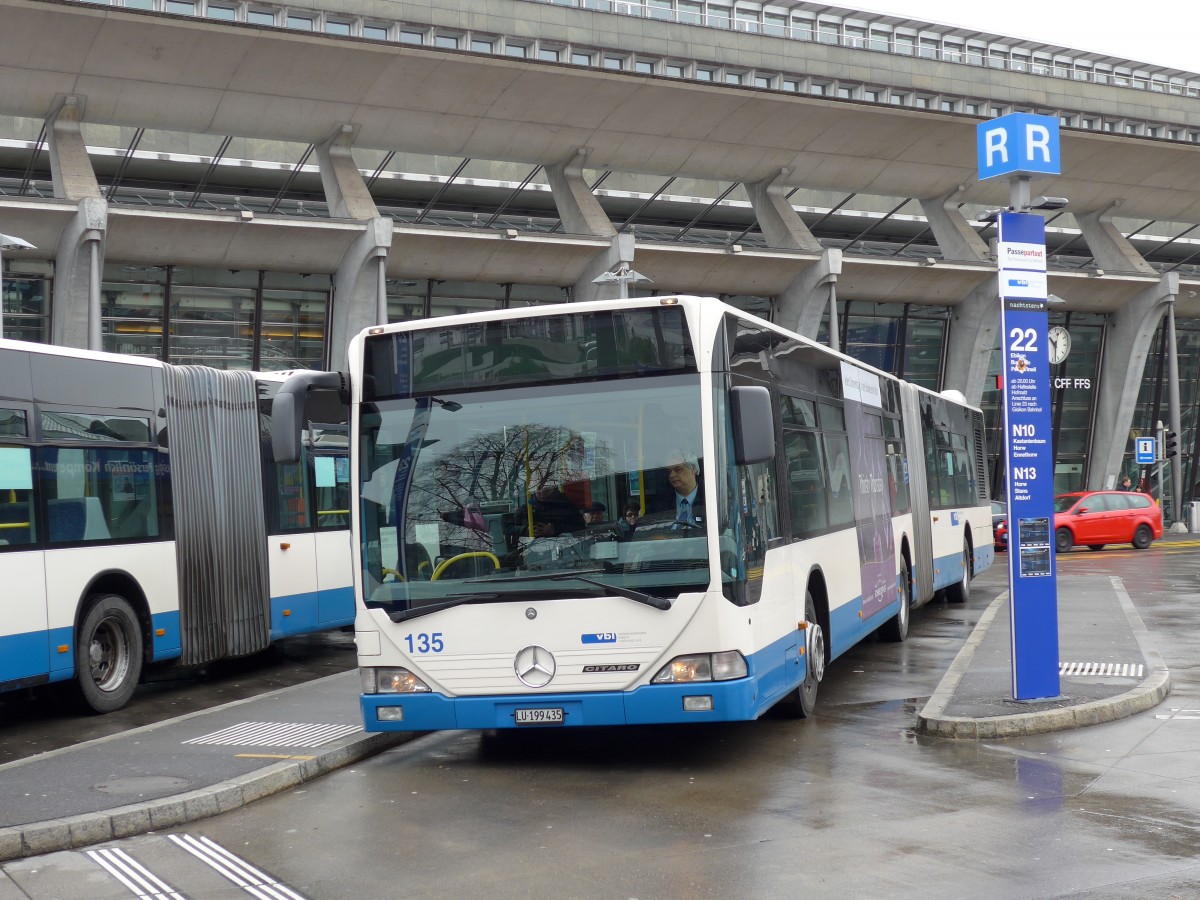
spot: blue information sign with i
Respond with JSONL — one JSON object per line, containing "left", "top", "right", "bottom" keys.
{"left": 997, "top": 211, "right": 1061, "bottom": 700}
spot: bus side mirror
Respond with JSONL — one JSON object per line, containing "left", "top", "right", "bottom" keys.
{"left": 271, "top": 371, "right": 347, "bottom": 464}
{"left": 730, "top": 385, "right": 774, "bottom": 465}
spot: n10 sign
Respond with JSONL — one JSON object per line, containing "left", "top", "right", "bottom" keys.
{"left": 978, "top": 114, "right": 1061, "bottom": 181}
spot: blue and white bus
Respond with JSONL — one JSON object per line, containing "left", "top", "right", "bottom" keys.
{"left": 0, "top": 340, "right": 354, "bottom": 712}
{"left": 273, "top": 296, "right": 993, "bottom": 729}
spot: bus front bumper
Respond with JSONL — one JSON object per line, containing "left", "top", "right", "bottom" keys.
{"left": 360, "top": 679, "right": 768, "bottom": 731}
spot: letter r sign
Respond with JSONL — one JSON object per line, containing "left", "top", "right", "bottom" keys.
{"left": 977, "top": 113, "right": 1061, "bottom": 181}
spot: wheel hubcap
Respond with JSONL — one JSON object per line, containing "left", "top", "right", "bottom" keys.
{"left": 89, "top": 616, "right": 130, "bottom": 693}
{"left": 806, "top": 623, "right": 826, "bottom": 682}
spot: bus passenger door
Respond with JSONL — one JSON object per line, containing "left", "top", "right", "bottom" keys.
{"left": 267, "top": 532, "right": 318, "bottom": 636}
{"left": 264, "top": 457, "right": 319, "bottom": 637}
{"left": 312, "top": 453, "right": 354, "bottom": 627}
{"left": 0, "top": 444, "right": 50, "bottom": 686}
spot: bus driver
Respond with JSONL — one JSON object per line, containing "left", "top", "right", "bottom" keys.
{"left": 655, "top": 450, "right": 705, "bottom": 528}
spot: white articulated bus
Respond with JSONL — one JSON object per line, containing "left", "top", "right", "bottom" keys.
{"left": 0, "top": 339, "right": 354, "bottom": 712}
{"left": 272, "top": 297, "right": 993, "bottom": 730}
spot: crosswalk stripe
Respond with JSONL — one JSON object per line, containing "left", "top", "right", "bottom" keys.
{"left": 168, "top": 834, "right": 308, "bottom": 900}
{"left": 86, "top": 847, "right": 186, "bottom": 900}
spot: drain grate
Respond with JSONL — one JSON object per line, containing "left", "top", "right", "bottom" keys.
{"left": 1059, "top": 661, "right": 1144, "bottom": 678}
{"left": 183, "top": 721, "right": 361, "bottom": 748}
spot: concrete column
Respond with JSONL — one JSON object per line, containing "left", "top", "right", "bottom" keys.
{"left": 942, "top": 276, "right": 1002, "bottom": 406}
{"left": 316, "top": 124, "right": 379, "bottom": 220}
{"left": 573, "top": 234, "right": 636, "bottom": 302}
{"left": 51, "top": 197, "right": 107, "bottom": 350}
{"left": 545, "top": 149, "right": 615, "bottom": 238}
{"left": 919, "top": 188, "right": 990, "bottom": 262}
{"left": 1088, "top": 273, "right": 1178, "bottom": 491}
{"left": 46, "top": 96, "right": 101, "bottom": 201}
{"left": 1076, "top": 204, "right": 1157, "bottom": 276}
{"left": 744, "top": 169, "right": 822, "bottom": 252}
{"left": 775, "top": 248, "right": 842, "bottom": 339}
{"left": 328, "top": 217, "right": 393, "bottom": 370}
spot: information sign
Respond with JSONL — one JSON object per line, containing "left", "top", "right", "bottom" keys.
{"left": 997, "top": 211, "right": 1061, "bottom": 700}
{"left": 1135, "top": 437, "right": 1156, "bottom": 465}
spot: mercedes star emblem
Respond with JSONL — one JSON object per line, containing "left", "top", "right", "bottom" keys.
{"left": 514, "top": 644, "right": 556, "bottom": 688}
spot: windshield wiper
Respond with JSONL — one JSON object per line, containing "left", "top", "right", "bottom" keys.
{"left": 384, "top": 593, "right": 505, "bottom": 622}
{"left": 468, "top": 569, "right": 672, "bottom": 610}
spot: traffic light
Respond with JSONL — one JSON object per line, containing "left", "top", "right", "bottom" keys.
{"left": 1165, "top": 430, "right": 1179, "bottom": 459}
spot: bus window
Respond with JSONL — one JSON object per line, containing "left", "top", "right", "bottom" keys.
{"left": 785, "top": 430, "right": 826, "bottom": 536}
{"left": 823, "top": 433, "right": 854, "bottom": 528}
{"left": 265, "top": 458, "right": 311, "bottom": 532}
{"left": 0, "top": 407, "right": 27, "bottom": 438}
{"left": 41, "top": 447, "right": 160, "bottom": 544}
{"left": 312, "top": 454, "right": 350, "bottom": 529}
{"left": 0, "top": 446, "right": 35, "bottom": 547}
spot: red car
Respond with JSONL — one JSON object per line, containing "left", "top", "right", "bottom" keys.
{"left": 1052, "top": 490, "right": 1163, "bottom": 552}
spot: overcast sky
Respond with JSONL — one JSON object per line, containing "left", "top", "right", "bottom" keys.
{"left": 855, "top": 1, "right": 1197, "bottom": 72}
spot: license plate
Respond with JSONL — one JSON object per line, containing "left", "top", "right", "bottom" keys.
{"left": 514, "top": 707, "right": 565, "bottom": 725}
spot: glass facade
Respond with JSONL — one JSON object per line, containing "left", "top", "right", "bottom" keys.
{"left": 1127, "top": 316, "right": 1200, "bottom": 525}
{"left": 838, "top": 301, "right": 947, "bottom": 391}
{"left": 1, "top": 260, "right": 51, "bottom": 344}
{"left": 384, "top": 280, "right": 570, "bottom": 322}
{"left": 100, "top": 266, "right": 330, "bottom": 370}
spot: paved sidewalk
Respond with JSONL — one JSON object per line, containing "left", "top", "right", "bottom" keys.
{"left": 0, "top": 671, "right": 415, "bottom": 863}
{"left": 917, "top": 571, "right": 1171, "bottom": 739}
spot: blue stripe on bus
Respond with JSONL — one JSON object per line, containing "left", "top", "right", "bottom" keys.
{"left": 152, "top": 610, "right": 182, "bottom": 662}
{"left": 3, "top": 587, "right": 357, "bottom": 693}
{"left": 931, "top": 543, "right": 994, "bottom": 592}
{"left": 269, "top": 586, "right": 355, "bottom": 639}
{"left": 359, "top": 630, "right": 813, "bottom": 731}
{"left": 0, "top": 629, "right": 51, "bottom": 686}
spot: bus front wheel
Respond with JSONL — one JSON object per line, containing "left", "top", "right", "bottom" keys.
{"left": 75, "top": 594, "right": 144, "bottom": 714}
{"left": 781, "top": 591, "right": 824, "bottom": 719}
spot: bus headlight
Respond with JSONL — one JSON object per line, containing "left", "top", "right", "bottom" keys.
{"left": 361, "top": 666, "right": 431, "bottom": 694}
{"left": 651, "top": 651, "right": 747, "bottom": 684}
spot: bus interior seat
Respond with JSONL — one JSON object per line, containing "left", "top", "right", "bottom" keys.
{"left": 47, "top": 497, "right": 112, "bottom": 542}
{"left": 402, "top": 543, "right": 432, "bottom": 580}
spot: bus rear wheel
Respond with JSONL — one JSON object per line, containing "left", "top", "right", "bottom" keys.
{"left": 75, "top": 594, "right": 144, "bottom": 714}
{"left": 880, "top": 557, "right": 912, "bottom": 643}
{"left": 944, "top": 541, "right": 972, "bottom": 604}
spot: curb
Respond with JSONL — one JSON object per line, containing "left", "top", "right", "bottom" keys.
{"left": 0, "top": 731, "right": 414, "bottom": 862}
{"left": 917, "top": 576, "right": 1171, "bottom": 739}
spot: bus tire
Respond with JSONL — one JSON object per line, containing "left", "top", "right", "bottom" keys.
{"left": 880, "top": 556, "right": 912, "bottom": 643}
{"left": 944, "top": 540, "right": 971, "bottom": 604}
{"left": 780, "top": 591, "right": 823, "bottom": 719}
{"left": 75, "top": 594, "right": 144, "bottom": 714}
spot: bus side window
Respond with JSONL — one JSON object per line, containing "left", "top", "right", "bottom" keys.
{"left": 823, "top": 434, "right": 854, "bottom": 528}
{"left": 785, "top": 431, "right": 826, "bottom": 536}
{"left": 42, "top": 447, "right": 161, "bottom": 544}
{"left": 108, "top": 450, "right": 160, "bottom": 540}
{"left": 0, "top": 445, "right": 35, "bottom": 547}
{"left": 312, "top": 454, "right": 350, "bottom": 529}
{"left": 265, "top": 457, "right": 310, "bottom": 532}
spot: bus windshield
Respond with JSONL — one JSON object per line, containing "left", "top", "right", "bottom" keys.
{"left": 358, "top": 373, "right": 710, "bottom": 620}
